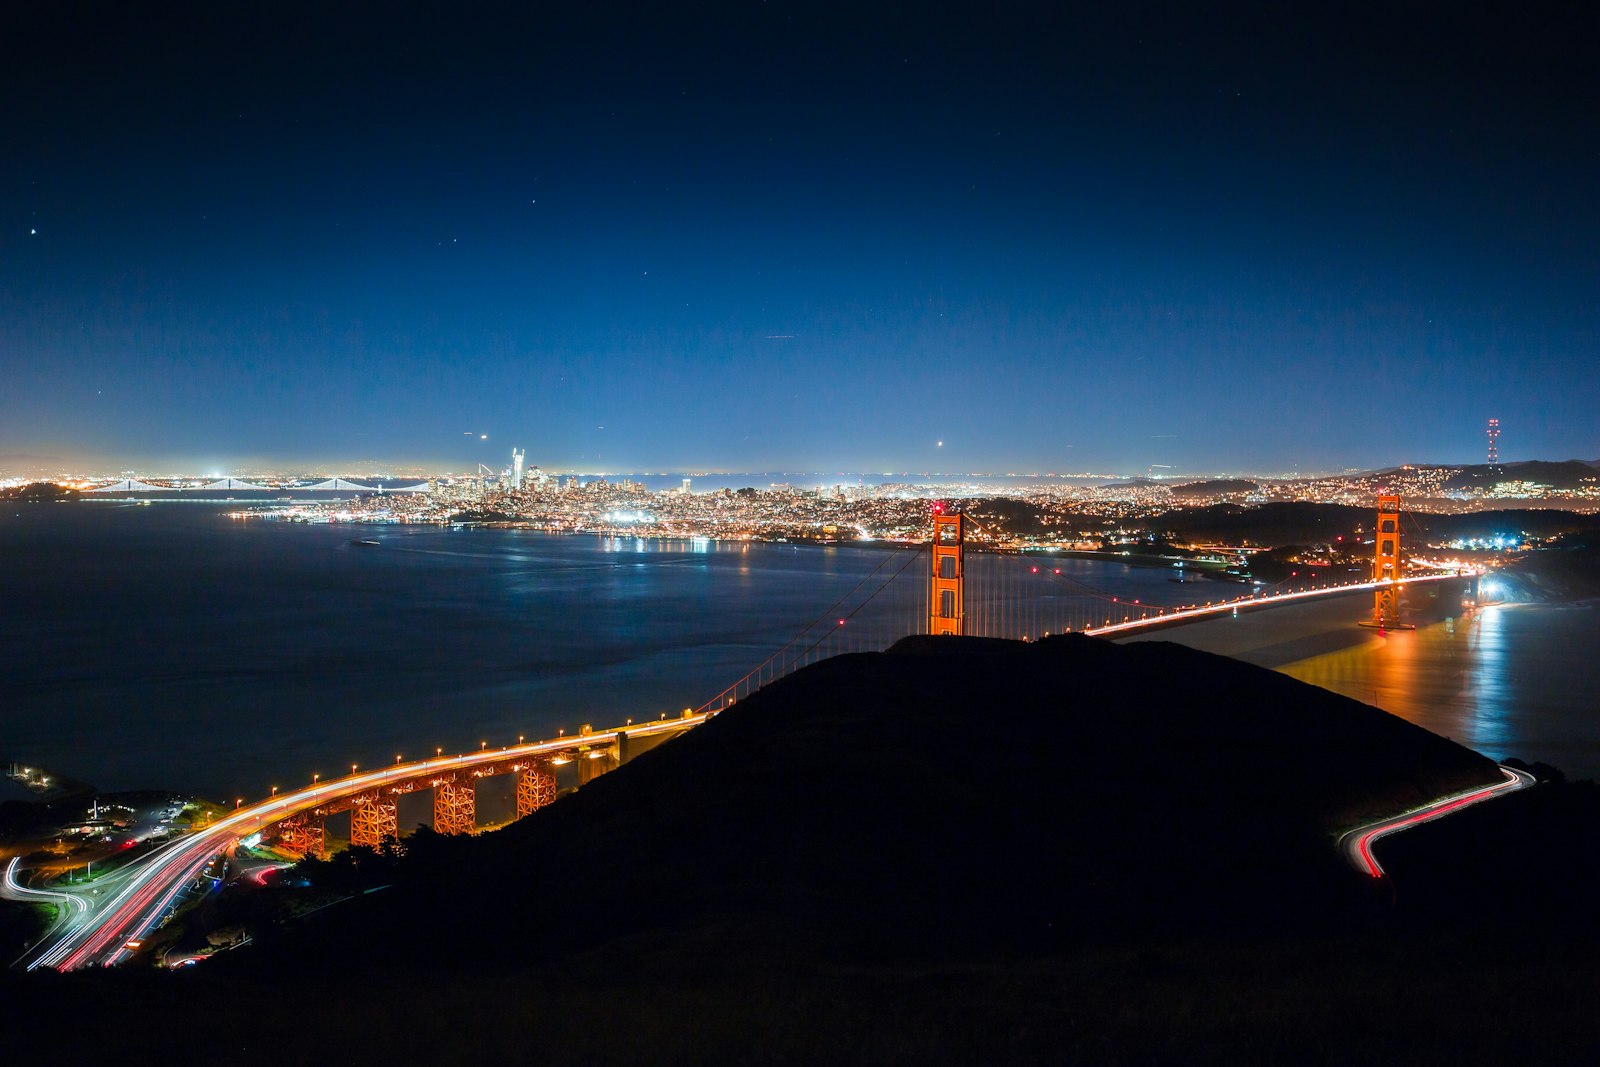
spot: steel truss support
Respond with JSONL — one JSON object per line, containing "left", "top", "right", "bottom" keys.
{"left": 349, "top": 791, "right": 398, "bottom": 849}
{"left": 515, "top": 761, "right": 558, "bottom": 818}
{"left": 277, "top": 814, "right": 326, "bottom": 858}
{"left": 433, "top": 774, "right": 477, "bottom": 835}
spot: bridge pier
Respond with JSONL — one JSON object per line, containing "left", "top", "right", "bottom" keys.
{"left": 577, "top": 742, "right": 620, "bottom": 785}
{"left": 433, "top": 774, "right": 477, "bottom": 835}
{"left": 516, "top": 760, "right": 558, "bottom": 818}
{"left": 349, "top": 792, "right": 398, "bottom": 848}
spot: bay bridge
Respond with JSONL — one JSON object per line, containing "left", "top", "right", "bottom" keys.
{"left": 20, "top": 494, "right": 1476, "bottom": 971}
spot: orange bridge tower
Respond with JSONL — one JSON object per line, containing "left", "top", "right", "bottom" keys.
{"left": 1371, "top": 493, "right": 1404, "bottom": 628}
{"left": 930, "top": 510, "right": 966, "bottom": 636}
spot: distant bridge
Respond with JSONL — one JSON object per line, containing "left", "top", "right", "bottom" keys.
{"left": 84, "top": 478, "right": 428, "bottom": 495}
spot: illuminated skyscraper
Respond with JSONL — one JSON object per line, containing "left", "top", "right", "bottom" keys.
{"left": 1486, "top": 419, "right": 1501, "bottom": 470}
{"left": 512, "top": 448, "right": 525, "bottom": 489}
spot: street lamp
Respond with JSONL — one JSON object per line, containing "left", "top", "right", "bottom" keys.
{"left": 351, "top": 763, "right": 358, "bottom": 776}
{"left": 235, "top": 798, "right": 242, "bottom": 809}
{"left": 270, "top": 786, "right": 277, "bottom": 798}
{"left": 480, "top": 741, "right": 487, "bottom": 751}
{"left": 313, "top": 773, "right": 319, "bottom": 785}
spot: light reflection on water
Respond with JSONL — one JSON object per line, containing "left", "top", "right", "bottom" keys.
{"left": 1278, "top": 602, "right": 1600, "bottom": 779}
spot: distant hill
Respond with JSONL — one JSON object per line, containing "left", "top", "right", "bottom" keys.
{"left": 1155, "top": 501, "right": 1600, "bottom": 544}
{"left": 0, "top": 482, "right": 80, "bottom": 501}
{"left": 1168, "top": 478, "right": 1259, "bottom": 497}
{"left": 1443, "top": 460, "right": 1600, "bottom": 490}
{"left": 1154, "top": 501, "right": 1370, "bottom": 543}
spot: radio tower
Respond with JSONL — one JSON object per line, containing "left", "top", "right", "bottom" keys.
{"left": 1486, "top": 418, "right": 1501, "bottom": 470}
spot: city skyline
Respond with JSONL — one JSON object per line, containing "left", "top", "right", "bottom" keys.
{"left": 4, "top": 6, "right": 1596, "bottom": 472}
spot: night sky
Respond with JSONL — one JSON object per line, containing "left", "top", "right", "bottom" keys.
{"left": 3, "top": 3, "right": 1596, "bottom": 475}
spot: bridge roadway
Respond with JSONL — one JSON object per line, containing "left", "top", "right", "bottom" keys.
{"left": 34, "top": 712, "right": 710, "bottom": 972}
{"left": 30, "top": 573, "right": 1471, "bottom": 972}
{"left": 1104, "top": 572, "right": 1473, "bottom": 666}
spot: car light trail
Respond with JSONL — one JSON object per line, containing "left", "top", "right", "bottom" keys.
{"left": 1338, "top": 765, "right": 1534, "bottom": 879}
{"left": 1087, "top": 572, "right": 1467, "bottom": 638}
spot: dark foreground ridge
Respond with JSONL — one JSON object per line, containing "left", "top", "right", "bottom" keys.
{"left": 10, "top": 636, "right": 1599, "bottom": 1063}
{"left": 238, "top": 634, "right": 1501, "bottom": 972}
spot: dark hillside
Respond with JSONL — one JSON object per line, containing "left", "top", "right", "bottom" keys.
{"left": 8, "top": 637, "right": 1596, "bottom": 1064}
{"left": 238, "top": 634, "right": 1499, "bottom": 974}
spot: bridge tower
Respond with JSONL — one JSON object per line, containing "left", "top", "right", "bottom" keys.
{"left": 433, "top": 773, "right": 477, "bottom": 835}
{"left": 516, "top": 759, "right": 558, "bottom": 818}
{"left": 349, "top": 792, "right": 398, "bottom": 848}
{"left": 929, "top": 510, "right": 966, "bottom": 636}
{"left": 1371, "top": 493, "right": 1404, "bottom": 628}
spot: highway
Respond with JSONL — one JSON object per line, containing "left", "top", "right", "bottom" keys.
{"left": 1338, "top": 765, "right": 1535, "bottom": 878}
{"left": 27, "top": 712, "right": 711, "bottom": 971}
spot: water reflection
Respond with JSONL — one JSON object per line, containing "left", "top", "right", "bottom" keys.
{"left": 1279, "top": 603, "right": 1600, "bottom": 777}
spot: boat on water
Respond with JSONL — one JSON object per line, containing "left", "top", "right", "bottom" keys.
{"left": 351, "top": 538, "right": 381, "bottom": 547}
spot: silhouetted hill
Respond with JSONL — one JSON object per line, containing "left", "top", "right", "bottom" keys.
{"left": 1155, "top": 501, "right": 1600, "bottom": 544}
{"left": 1443, "top": 459, "right": 1600, "bottom": 490}
{"left": 1169, "top": 477, "right": 1259, "bottom": 497}
{"left": 1154, "top": 501, "right": 1369, "bottom": 542}
{"left": 236, "top": 635, "right": 1498, "bottom": 974}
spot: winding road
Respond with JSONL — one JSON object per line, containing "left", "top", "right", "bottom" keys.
{"left": 1339, "top": 765, "right": 1535, "bottom": 878}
